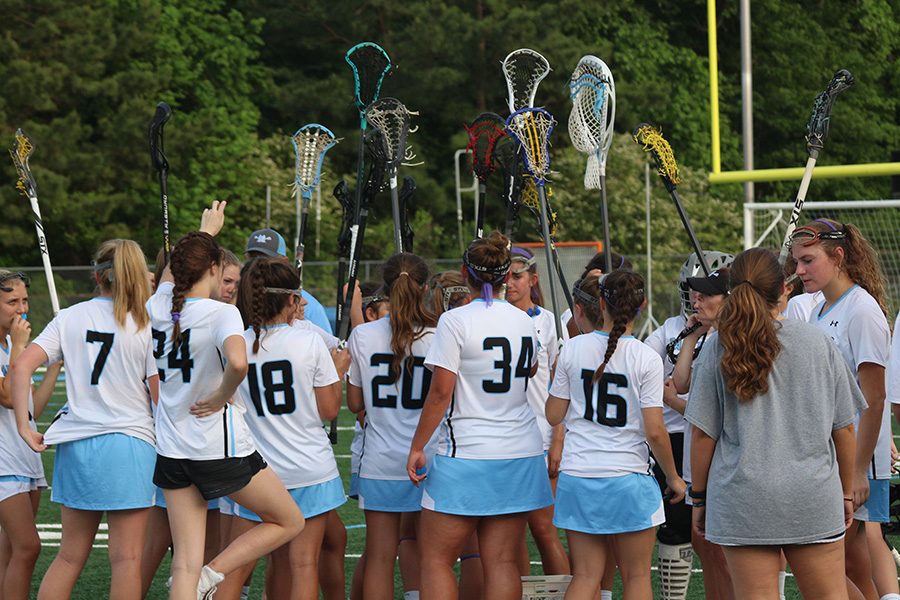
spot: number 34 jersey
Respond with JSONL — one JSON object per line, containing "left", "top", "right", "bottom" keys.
{"left": 425, "top": 299, "right": 541, "bottom": 460}
{"left": 348, "top": 318, "right": 436, "bottom": 480}
{"left": 237, "top": 325, "right": 340, "bottom": 488}
{"left": 148, "top": 282, "right": 255, "bottom": 460}
{"left": 549, "top": 332, "right": 665, "bottom": 478}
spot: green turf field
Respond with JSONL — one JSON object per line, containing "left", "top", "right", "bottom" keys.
{"left": 29, "top": 383, "right": 814, "bottom": 599}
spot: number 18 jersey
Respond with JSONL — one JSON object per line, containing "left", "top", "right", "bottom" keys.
{"left": 550, "top": 332, "right": 665, "bottom": 478}
{"left": 424, "top": 299, "right": 541, "bottom": 460}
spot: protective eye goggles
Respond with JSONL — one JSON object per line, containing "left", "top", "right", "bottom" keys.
{"left": 362, "top": 294, "right": 388, "bottom": 311}
{"left": 787, "top": 226, "right": 847, "bottom": 248}
{"left": 442, "top": 286, "right": 470, "bottom": 312}
{"left": 0, "top": 272, "right": 30, "bottom": 292}
{"left": 265, "top": 286, "right": 303, "bottom": 300}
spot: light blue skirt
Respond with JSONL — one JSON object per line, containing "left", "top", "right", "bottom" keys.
{"left": 52, "top": 433, "right": 155, "bottom": 510}
{"left": 359, "top": 477, "right": 423, "bottom": 512}
{"left": 237, "top": 476, "right": 345, "bottom": 522}
{"left": 421, "top": 454, "right": 553, "bottom": 516}
{"left": 153, "top": 487, "right": 219, "bottom": 511}
{"left": 348, "top": 472, "right": 360, "bottom": 500}
{"left": 855, "top": 478, "right": 890, "bottom": 523}
{"left": 554, "top": 472, "right": 665, "bottom": 534}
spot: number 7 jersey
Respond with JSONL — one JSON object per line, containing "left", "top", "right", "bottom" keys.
{"left": 147, "top": 282, "right": 255, "bottom": 460}
{"left": 424, "top": 299, "right": 541, "bottom": 460}
{"left": 550, "top": 332, "right": 665, "bottom": 477}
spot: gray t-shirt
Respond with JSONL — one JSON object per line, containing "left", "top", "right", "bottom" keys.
{"left": 685, "top": 319, "right": 865, "bottom": 545}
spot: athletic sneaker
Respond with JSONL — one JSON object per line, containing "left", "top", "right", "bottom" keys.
{"left": 197, "top": 565, "right": 225, "bottom": 600}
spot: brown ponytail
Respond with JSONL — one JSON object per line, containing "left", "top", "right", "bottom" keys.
{"left": 717, "top": 248, "right": 783, "bottom": 401}
{"left": 168, "top": 232, "right": 223, "bottom": 345}
{"left": 93, "top": 239, "right": 151, "bottom": 330}
{"left": 428, "top": 271, "right": 470, "bottom": 316}
{"left": 236, "top": 258, "right": 300, "bottom": 353}
{"left": 593, "top": 270, "right": 645, "bottom": 382}
{"left": 463, "top": 230, "right": 511, "bottom": 304}
{"left": 383, "top": 253, "right": 436, "bottom": 380}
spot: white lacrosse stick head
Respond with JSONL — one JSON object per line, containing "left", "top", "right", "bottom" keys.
{"left": 502, "top": 48, "right": 551, "bottom": 114}
{"left": 292, "top": 124, "right": 338, "bottom": 199}
{"left": 568, "top": 55, "right": 616, "bottom": 189}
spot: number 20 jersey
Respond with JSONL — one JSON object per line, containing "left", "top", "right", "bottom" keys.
{"left": 549, "top": 332, "right": 665, "bottom": 478}
{"left": 148, "top": 282, "right": 255, "bottom": 460}
{"left": 348, "top": 317, "right": 437, "bottom": 480}
{"left": 424, "top": 299, "right": 541, "bottom": 460}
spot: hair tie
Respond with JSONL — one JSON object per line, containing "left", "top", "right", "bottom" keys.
{"left": 733, "top": 280, "right": 757, "bottom": 293}
{"left": 171, "top": 312, "right": 181, "bottom": 323}
{"left": 813, "top": 218, "right": 837, "bottom": 231}
{"left": 399, "top": 271, "right": 410, "bottom": 277}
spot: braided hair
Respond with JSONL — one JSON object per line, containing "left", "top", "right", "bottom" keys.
{"left": 168, "top": 232, "right": 223, "bottom": 345}
{"left": 593, "top": 269, "right": 645, "bottom": 383}
{"left": 236, "top": 258, "right": 300, "bottom": 353}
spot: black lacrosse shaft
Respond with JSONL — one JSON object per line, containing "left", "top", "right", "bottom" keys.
{"left": 475, "top": 183, "right": 487, "bottom": 239}
{"left": 537, "top": 186, "right": 564, "bottom": 341}
{"left": 549, "top": 239, "right": 575, "bottom": 316}
{"left": 336, "top": 126, "right": 368, "bottom": 328}
{"left": 666, "top": 184, "right": 711, "bottom": 276}
{"left": 337, "top": 208, "right": 370, "bottom": 342}
{"left": 149, "top": 102, "right": 172, "bottom": 262}
{"left": 599, "top": 175, "right": 613, "bottom": 273}
{"left": 390, "top": 173, "right": 404, "bottom": 253}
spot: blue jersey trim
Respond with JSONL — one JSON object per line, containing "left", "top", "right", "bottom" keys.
{"left": 593, "top": 331, "right": 635, "bottom": 339}
{"left": 817, "top": 284, "right": 858, "bottom": 320}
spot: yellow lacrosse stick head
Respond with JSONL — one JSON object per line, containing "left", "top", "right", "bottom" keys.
{"left": 9, "top": 128, "right": 36, "bottom": 197}
{"left": 632, "top": 123, "right": 680, "bottom": 186}
{"left": 521, "top": 178, "right": 557, "bottom": 236}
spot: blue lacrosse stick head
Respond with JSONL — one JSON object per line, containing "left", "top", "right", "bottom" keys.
{"left": 292, "top": 124, "right": 338, "bottom": 199}
{"left": 505, "top": 107, "right": 556, "bottom": 185}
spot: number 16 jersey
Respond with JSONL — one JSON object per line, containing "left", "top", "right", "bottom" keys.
{"left": 424, "top": 299, "right": 541, "bottom": 460}
{"left": 550, "top": 332, "right": 664, "bottom": 478}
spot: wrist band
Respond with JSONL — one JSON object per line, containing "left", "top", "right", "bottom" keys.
{"left": 843, "top": 497, "right": 853, "bottom": 502}
{"left": 692, "top": 499, "right": 706, "bottom": 508}
{"left": 688, "top": 485, "right": 707, "bottom": 500}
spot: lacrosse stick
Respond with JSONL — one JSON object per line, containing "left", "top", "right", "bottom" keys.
{"left": 149, "top": 102, "right": 173, "bottom": 263}
{"left": 9, "top": 129, "right": 59, "bottom": 315}
{"left": 493, "top": 135, "right": 524, "bottom": 235}
{"left": 336, "top": 128, "right": 390, "bottom": 343}
{"left": 633, "top": 123, "right": 711, "bottom": 276}
{"left": 398, "top": 176, "right": 416, "bottom": 252}
{"left": 465, "top": 113, "right": 508, "bottom": 239}
{"left": 521, "top": 179, "right": 575, "bottom": 318}
{"left": 506, "top": 107, "right": 564, "bottom": 340}
{"left": 778, "top": 69, "right": 854, "bottom": 264}
{"left": 291, "top": 124, "right": 338, "bottom": 286}
{"left": 333, "top": 180, "right": 354, "bottom": 334}
{"left": 502, "top": 48, "right": 551, "bottom": 114}
{"left": 569, "top": 55, "right": 616, "bottom": 272}
{"left": 365, "top": 97, "right": 418, "bottom": 253}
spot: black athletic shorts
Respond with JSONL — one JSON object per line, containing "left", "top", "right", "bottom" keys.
{"left": 153, "top": 451, "right": 267, "bottom": 501}
{"left": 652, "top": 432, "right": 692, "bottom": 545}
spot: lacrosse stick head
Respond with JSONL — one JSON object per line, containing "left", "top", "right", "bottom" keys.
{"left": 334, "top": 180, "right": 354, "bottom": 255}
{"left": 502, "top": 48, "right": 551, "bottom": 114}
{"left": 521, "top": 178, "right": 557, "bottom": 237}
{"left": 345, "top": 42, "right": 392, "bottom": 118}
{"left": 492, "top": 136, "right": 524, "bottom": 217}
{"left": 291, "top": 124, "right": 338, "bottom": 198}
{"left": 148, "top": 101, "right": 172, "bottom": 172}
{"left": 465, "top": 112, "right": 507, "bottom": 183}
{"left": 361, "top": 128, "right": 389, "bottom": 202}
{"left": 9, "top": 128, "right": 36, "bottom": 197}
{"left": 365, "top": 97, "right": 413, "bottom": 172}
{"left": 806, "top": 69, "right": 854, "bottom": 154}
{"left": 505, "top": 107, "right": 556, "bottom": 184}
{"left": 568, "top": 55, "right": 616, "bottom": 189}
{"left": 632, "top": 123, "right": 680, "bottom": 189}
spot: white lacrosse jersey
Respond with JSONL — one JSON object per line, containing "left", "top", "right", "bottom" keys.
{"left": 425, "top": 299, "right": 541, "bottom": 459}
{"left": 292, "top": 319, "right": 340, "bottom": 351}
{"left": 560, "top": 308, "right": 573, "bottom": 343}
{"left": 0, "top": 338, "right": 43, "bottom": 479}
{"left": 525, "top": 308, "right": 558, "bottom": 449}
{"left": 643, "top": 315, "right": 691, "bottom": 434}
{"left": 889, "top": 311, "right": 900, "bottom": 407}
{"left": 35, "top": 298, "right": 157, "bottom": 446}
{"left": 148, "top": 282, "right": 255, "bottom": 460}
{"left": 350, "top": 420, "right": 364, "bottom": 476}
{"left": 550, "top": 332, "right": 665, "bottom": 478}
{"left": 348, "top": 318, "right": 436, "bottom": 479}
{"left": 785, "top": 292, "right": 824, "bottom": 322}
{"left": 813, "top": 285, "right": 892, "bottom": 479}
{"left": 236, "top": 325, "right": 340, "bottom": 488}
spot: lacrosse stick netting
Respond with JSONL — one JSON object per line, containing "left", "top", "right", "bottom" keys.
{"left": 502, "top": 48, "right": 551, "bottom": 113}
{"left": 505, "top": 107, "right": 556, "bottom": 185}
{"left": 346, "top": 42, "right": 392, "bottom": 125}
{"left": 568, "top": 55, "right": 615, "bottom": 189}
{"left": 9, "top": 129, "right": 60, "bottom": 314}
{"left": 291, "top": 124, "right": 338, "bottom": 277}
{"left": 465, "top": 113, "right": 508, "bottom": 183}
{"left": 492, "top": 135, "right": 525, "bottom": 235}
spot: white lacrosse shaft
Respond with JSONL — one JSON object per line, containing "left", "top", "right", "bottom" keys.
{"left": 778, "top": 153, "right": 818, "bottom": 265}
{"left": 28, "top": 194, "right": 60, "bottom": 315}
{"left": 537, "top": 185, "right": 563, "bottom": 341}
{"left": 390, "top": 172, "right": 403, "bottom": 253}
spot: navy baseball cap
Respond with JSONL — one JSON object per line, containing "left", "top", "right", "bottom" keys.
{"left": 246, "top": 229, "right": 288, "bottom": 258}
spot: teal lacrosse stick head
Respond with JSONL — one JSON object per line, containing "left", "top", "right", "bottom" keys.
{"left": 292, "top": 124, "right": 338, "bottom": 200}
{"left": 345, "top": 42, "right": 392, "bottom": 126}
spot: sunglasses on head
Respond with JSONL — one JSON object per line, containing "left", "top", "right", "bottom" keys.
{"left": 0, "top": 272, "right": 30, "bottom": 293}
{"left": 787, "top": 226, "right": 846, "bottom": 248}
